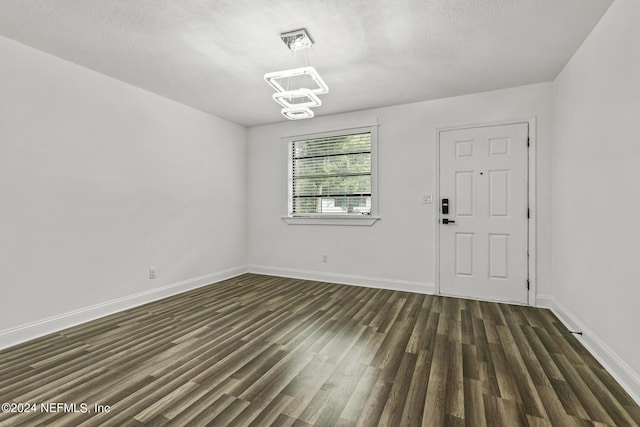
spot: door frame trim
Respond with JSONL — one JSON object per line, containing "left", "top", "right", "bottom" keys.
{"left": 434, "top": 117, "right": 537, "bottom": 306}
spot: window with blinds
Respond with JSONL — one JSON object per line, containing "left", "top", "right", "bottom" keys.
{"left": 289, "top": 131, "right": 372, "bottom": 216}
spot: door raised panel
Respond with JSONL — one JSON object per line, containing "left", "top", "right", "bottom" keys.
{"left": 455, "top": 171, "right": 474, "bottom": 217}
{"left": 455, "top": 140, "right": 474, "bottom": 158}
{"left": 455, "top": 233, "right": 474, "bottom": 277}
{"left": 489, "top": 234, "right": 509, "bottom": 279}
{"left": 489, "top": 170, "right": 509, "bottom": 217}
{"left": 489, "top": 137, "right": 510, "bottom": 156}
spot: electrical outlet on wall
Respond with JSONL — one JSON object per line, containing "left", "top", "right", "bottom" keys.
{"left": 149, "top": 267, "right": 157, "bottom": 279}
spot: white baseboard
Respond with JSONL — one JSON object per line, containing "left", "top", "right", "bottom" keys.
{"left": 550, "top": 299, "right": 640, "bottom": 405}
{"left": 0, "top": 265, "right": 248, "bottom": 351}
{"left": 536, "top": 294, "right": 553, "bottom": 308}
{"left": 248, "top": 265, "right": 435, "bottom": 295}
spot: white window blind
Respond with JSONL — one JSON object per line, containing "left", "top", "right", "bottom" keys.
{"left": 289, "top": 131, "right": 372, "bottom": 216}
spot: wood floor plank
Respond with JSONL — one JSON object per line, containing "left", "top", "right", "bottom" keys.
{"left": 490, "top": 340, "right": 522, "bottom": 402}
{"left": 405, "top": 295, "right": 434, "bottom": 354}
{"left": 172, "top": 392, "right": 236, "bottom": 426}
{"left": 0, "top": 273, "right": 637, "bottom": 426}
{"left": 463, "top": 377, "right": 487, "bottom": 427}
{"left": 133, "top": 381, "right": 200, "bottom": 423}
{"left": 298, "top": 358, "right": 367, "bottom": 426}
{"left": 496, "top": 324, "right": 547, "bottom": 418}
{"left": 398, "top": 349, "right": 432, "bottom": 426}
{"left": 243, "top": 393, "right": 293, "bottom": 427}
{"left": 422, "top": 332, "right": 450, "bottom": 426}
{"left": 524, "top": 327, "right": 565, "bottom": 383}
{"left": 507, "top": 323, "right": 551, "bottom": 388}
{"left": 574, "top": 363, "right": 640, "bottom": 426}
{"left": 377, "top": 351, "right": 417, "bottom": 426}
{"left": 551, "top": 353, "right": 615, "bottom": 424}
{"left": 482, "top": 393, "right": 510, "bottom": 426}
{"left": 353, "top": 377, "right": 393, "bottom": 427}
{"left": 160, "top": 380, "right": 236, "bottom": 426}
{"left": 339, "top": 365, "right": 380, "bottom": 423}
{"left": 279, "top": 355, "right": 335, "bottom": 420}
{"left": 445, "top": 338, "right": 465, "bottom": 421}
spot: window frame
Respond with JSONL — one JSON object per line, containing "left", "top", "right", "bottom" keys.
{"left": 282, "top": 125, "right": 379, "bottom": 226}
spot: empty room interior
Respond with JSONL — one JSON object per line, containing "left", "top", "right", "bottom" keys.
{"left": 1, "top": 0, "right": 639, "bottom": 426}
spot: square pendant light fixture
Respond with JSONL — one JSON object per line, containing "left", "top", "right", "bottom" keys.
{"left": 265, "top": 28, "right": 329, "bottom": 120}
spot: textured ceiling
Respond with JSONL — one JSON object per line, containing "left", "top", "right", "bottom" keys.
{"left": 0, "top": 0, "right": 613, "bottom": 127}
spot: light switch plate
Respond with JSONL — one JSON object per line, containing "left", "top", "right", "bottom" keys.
{"left": 422, "top": 194, "right": 433, "bottom": 204}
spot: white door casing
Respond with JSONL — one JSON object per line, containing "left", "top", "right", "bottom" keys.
{"left": 439, "top": 123, "right": 529, "bottom": 304}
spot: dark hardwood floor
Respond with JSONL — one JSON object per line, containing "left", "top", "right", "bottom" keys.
{"left": 0, "top": 273, "right": 638, "bottom": 426}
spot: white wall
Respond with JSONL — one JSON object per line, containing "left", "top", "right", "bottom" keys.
{"left": 551, "top": 0, "right": 640, "bottom": 399}
{"left": 0, "top": 36, "right": 248, "bottom": 347}
{"left": 248, "top": 83, "right": 553, "bottom": 296}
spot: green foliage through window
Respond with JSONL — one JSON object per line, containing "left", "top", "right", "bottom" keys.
{"left": 289, "top": 132, "right": 372, "bottom": 215}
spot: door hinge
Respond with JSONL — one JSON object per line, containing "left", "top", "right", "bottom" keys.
{"left": 527, "top": 208, "right": 530, "bottom": 219}
{"left": 527, "top": 279, "right": 530, "bottom": 290}
{"left": 527, "top": 137, "right": 530, "bottom": 147}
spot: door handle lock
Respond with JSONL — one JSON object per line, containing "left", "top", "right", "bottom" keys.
{"left": 442, "top": 218, "right": 456, "bottom": 224}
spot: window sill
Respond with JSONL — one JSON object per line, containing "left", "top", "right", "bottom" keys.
{"left": 282, "top": 216, "right": 380, "bottom": 226}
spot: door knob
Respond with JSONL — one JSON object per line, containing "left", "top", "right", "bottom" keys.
{"left": 442, "top": 218, "right": 456, "bottom": 224}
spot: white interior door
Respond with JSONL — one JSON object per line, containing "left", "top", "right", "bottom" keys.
{"left": 439, "top": 123, "right": 529, "bottom": 304}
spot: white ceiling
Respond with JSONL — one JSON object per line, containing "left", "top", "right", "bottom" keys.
{"left": 0, "top": 0, "right": 613, "bottom": 127}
